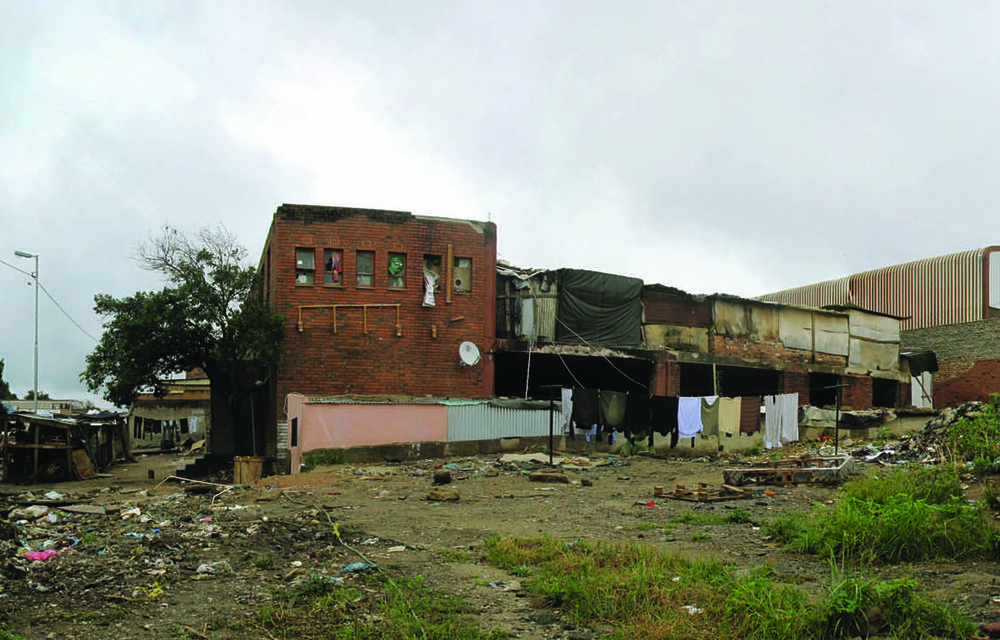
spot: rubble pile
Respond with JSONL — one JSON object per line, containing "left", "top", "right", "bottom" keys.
{"left": 850, "top": 401, "right": 986, "bottom": 465}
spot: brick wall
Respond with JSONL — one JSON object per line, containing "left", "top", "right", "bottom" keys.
{"left": 643, "top": 291, "right": 712, "bottom": 327}
{"left": 781, "top": 368, "right": 810, "bottom": 399}
{"left": 842, "top": 374, "right": 873, "bottom": 410}
{"left": 263, "top": 205, "right": 497, "bottom": 424}
{"left": 902, "top": 318, "right": 1000, "bottom": 406}
{"left": 711, "top": 335, "right": 847, "bottom": 367}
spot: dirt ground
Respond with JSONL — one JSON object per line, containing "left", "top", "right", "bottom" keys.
{"left": 1, "top": 445, "right": 999, "bottom": 639}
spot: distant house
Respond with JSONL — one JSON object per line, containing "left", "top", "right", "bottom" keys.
{"left": 757, "top": 247, "right": 1000, "bottom": 407}
{"left": 127, "top": 377, "right": 210, "bottom": 452}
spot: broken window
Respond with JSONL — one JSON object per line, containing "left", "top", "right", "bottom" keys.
{"left": 423, "top": 254, "right": 441, "bottom": 306}
{"left": 453, "top": 257, "right": 472, "bottom": 294}
{"left": 356, "top": 250, "right": 374, "bottom": 287}
{"left": 290, "top": 417, "right": 298, "bottom": 447}
{"left": 295, "top": 248, "right": 315, "bottom": 284}
{"left": 388, "top": 253, "right": 406, "bottom": 288}
{"left": 809, "top": 372, "right": 841, "bottom": 407}
{"left": 324, "top": 249, "right": 344, "bottom": 285}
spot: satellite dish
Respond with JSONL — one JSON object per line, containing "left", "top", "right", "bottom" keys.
{"left": 458, "top": 341, "right": 481, "bottom": 366}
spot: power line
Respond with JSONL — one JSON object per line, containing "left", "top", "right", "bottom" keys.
{"left": 37, "top": 282, "right": 99, "bottom": 342}
{"left": 0, "top": 257, "right": 33, "bottom": 278}
{"left": 3, "top": 258, "right": 100, "bottom": 342}
{"left": 553, "top": 316, "right": 650, "bottom": 392}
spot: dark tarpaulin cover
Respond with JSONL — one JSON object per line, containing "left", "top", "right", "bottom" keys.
{"left": 556, "top": 269, "right": 643, "bottom": 347}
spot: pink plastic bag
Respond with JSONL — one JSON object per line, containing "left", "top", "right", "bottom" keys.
{"left": 25, "top": 550, "right": 57, "bottom": 561}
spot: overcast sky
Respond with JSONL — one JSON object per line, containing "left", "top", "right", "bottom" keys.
{"left": 2, "top": 1, "right": 999, "bottom": 406}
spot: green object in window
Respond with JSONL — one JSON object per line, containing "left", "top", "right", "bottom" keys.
{"left": 388, "top": 255, "right": 405, "bottom": 276}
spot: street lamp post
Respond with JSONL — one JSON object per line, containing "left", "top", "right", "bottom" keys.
{"left": 14, "top": 250, "right": 38, "bottom": 416}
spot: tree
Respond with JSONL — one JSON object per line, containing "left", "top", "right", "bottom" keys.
{"left": 24, "top": 390, "right": 51, "bottom": 400}
{"left": 0, "top": 359, "right": 14, "bottom": 400}
{"left": 81, "top": 225, "right": 285, "bottom": 435}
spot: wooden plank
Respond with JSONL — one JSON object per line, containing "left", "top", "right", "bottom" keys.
{"left": 72, "top": 449, "right": 97, "bottom": 480}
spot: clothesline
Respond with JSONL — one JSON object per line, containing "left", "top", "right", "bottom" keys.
{"left": 560, "top": 387, "right": 799, "bottom": 450}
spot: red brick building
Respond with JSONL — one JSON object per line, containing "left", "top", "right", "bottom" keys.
{"left": 257, "top": 204, "right": 496, "bottom": 462}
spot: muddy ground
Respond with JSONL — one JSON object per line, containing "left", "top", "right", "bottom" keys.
{"left": 1, "top": 445, "right": 999, "bottom": 639}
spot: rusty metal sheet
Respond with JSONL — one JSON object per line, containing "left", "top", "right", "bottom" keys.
{"left": 849, "top": 338, "right": 899, "bottom": 370}
{"left": 813, "top": 312, "right": 849, "bottom": 356}
{"left": 713, "top": 299, "right": 751, "bottom": 337}
{"left": 848, "top": 309, "right": 900, "bottom": 343}
{"left": 778, "top": 308, "right": 814, "bottom": 351}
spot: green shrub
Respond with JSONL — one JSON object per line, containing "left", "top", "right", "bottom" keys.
{"left": 301, "top": 449, "right": 347, "bottom": 472}
{"left": 949, "top": 393, "right": 1000, "bottom": 473}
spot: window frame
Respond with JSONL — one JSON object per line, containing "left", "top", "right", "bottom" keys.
{"left": 295, "top": 247, "right": 316, "bottom": 285}
{"left": 388, "top": 252, "right": 406, "bottom": 289}
{"left": 453, "top": 256, "right": 472, "bottom": 294}
{"left": 324, "top": 248, "right": 344, "bottom": 286}
{"left": 356, "top": 250, "right": 375, "bottom": 288}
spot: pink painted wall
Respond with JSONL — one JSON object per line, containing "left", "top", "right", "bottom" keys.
{"left": 287, "top": 395, "right": 447, "bottom": 472}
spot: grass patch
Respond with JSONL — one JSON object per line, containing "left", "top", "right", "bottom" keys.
{"left": 768, "top": 465, "right": 1000, "bottom": 563}
{"left": 671, "top": 509, "right": 753, "bottom": 526}
{"left": 301, "top": 449, "right": 348, "bottom": 472}
{"left": 482, "top": 535, "right": 973, "bottom": 639}
{"left": 439, "top": 549, "right": 474, "bottom": 563}
{"left": 251, "top": 555, "right": 275, "bottom": 570}
{"left": 247, "top": 571, "right": 501, "bottom": 639}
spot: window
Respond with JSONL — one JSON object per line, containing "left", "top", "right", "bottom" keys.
{"left": 295, "top": 248, "right": 315, "bottom": 284}
{"left": 453, "top": 257, "right": 472, "bottom": 293}
{"left": 290, "top": 418, "right": 298, "bottom": 448}
{"left": 388, "top": 253, "right": 406, "bottom": 288}
{"left": 324, "top": 249, "right": 344, "bottom": 285}
{"left": 356, "top": 250, "right": 374, "bottom": 287}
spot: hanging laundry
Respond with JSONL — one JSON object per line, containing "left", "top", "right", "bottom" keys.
{"left": 763, "top": 396, "right": 780, "bottom": 449}
{"left": 678, "top": 397, "right": 704, "bottom": 438}
{"left": 718, "top": 397, "right": 741, "bottom": 436}
{"left": 700, "top": 396, "right": 720, "bottom": 437}
{"left": 739, "top": 396, "right": 761, "bottom": 434}
{"left": 779, "top": 393, "right": 799, "bottom": 445}
{"left": 560, "top": 388, "right": 573, "bottom": 435}
{"left": 763, "top": 394, "right": 799, "bottom": 449}
{"left": 625, "top": 393, "right": 651, "bottom": 439}
{"left": 599, "top": 390, "right": 628, "bottom": 431}
{"left": 571, "top": 388, "right": 599, "bottom": 435}
{"left": 650, "top": 396, "right": 679, "bottom": 437}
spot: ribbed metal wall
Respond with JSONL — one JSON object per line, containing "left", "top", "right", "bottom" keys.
{"left": 759, "top": 247, "right": 1000, "bottom": 330}
{"left": 447, "top": 403, "right": 556, "bottom": 442}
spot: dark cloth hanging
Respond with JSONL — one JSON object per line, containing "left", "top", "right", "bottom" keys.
{"left": 626, "top": 392, "right": 651, "bottom": 438}
{"left": 651, "top": 395, "right": 679, "bottom": 450}
{"left": 571, "top": 388, "right": 600, "bottom": 434}
{"left": 740, "top": 396, "right": 762, "bottom": 434}
{"left": 599, "top": 390, "right": 628, "bottom": 432}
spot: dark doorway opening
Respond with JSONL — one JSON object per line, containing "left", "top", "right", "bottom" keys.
{"left": 493, "top": 351, "right": 652, "bottom": 400}
{"left": 873, "top": 378, "right": 898, "bottom": 408}
{"left": 809, "top": 372, "right": 841, "bottom": 407}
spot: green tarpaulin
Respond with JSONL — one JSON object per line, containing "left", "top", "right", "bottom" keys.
{"left": 555, "top": 269, "right": 643, "bottom": 348}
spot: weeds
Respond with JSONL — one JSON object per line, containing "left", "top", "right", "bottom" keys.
{"left": 482, "top": 535, "right": 973, "bottom": 639}
{"left": 768, "top": 465, "right": 1000, "bottom": 562}
{"left": 949, "top": 393, "right": 1000, "bottom": 474}
{"left": 301, "top": 449, "right": 347, "bottom": 472}
{"left": 248, "top": 570, "right": 500, "bottom": 639}
{"left": 251, "top": 555, "right": 275, "bottom": 570}
{"left": 671, "top": 509, "right": 753, "bottom": 526}
{"left": 439, "top": 549, "right": 474, "bottom": 563}
{"left": 618, "top": 439, "right": 649, "bottom": 457}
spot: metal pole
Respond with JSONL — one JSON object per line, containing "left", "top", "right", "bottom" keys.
{"left": 32, "top": 254, "right": 38, "bottom": 417}
{"left": 834, "top": 386, "right": 841, "bottom": 456}
{"left": 15, "top": 251, "right": 39, "bottom": 415}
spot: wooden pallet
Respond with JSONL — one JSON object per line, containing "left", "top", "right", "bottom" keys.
{"left": 655, "top": 482, "right": 752, "bottom": 502}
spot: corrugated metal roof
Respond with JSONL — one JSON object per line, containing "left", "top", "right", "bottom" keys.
{"left": 757, "top": 247, "right": 1000, "bottom": 330}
